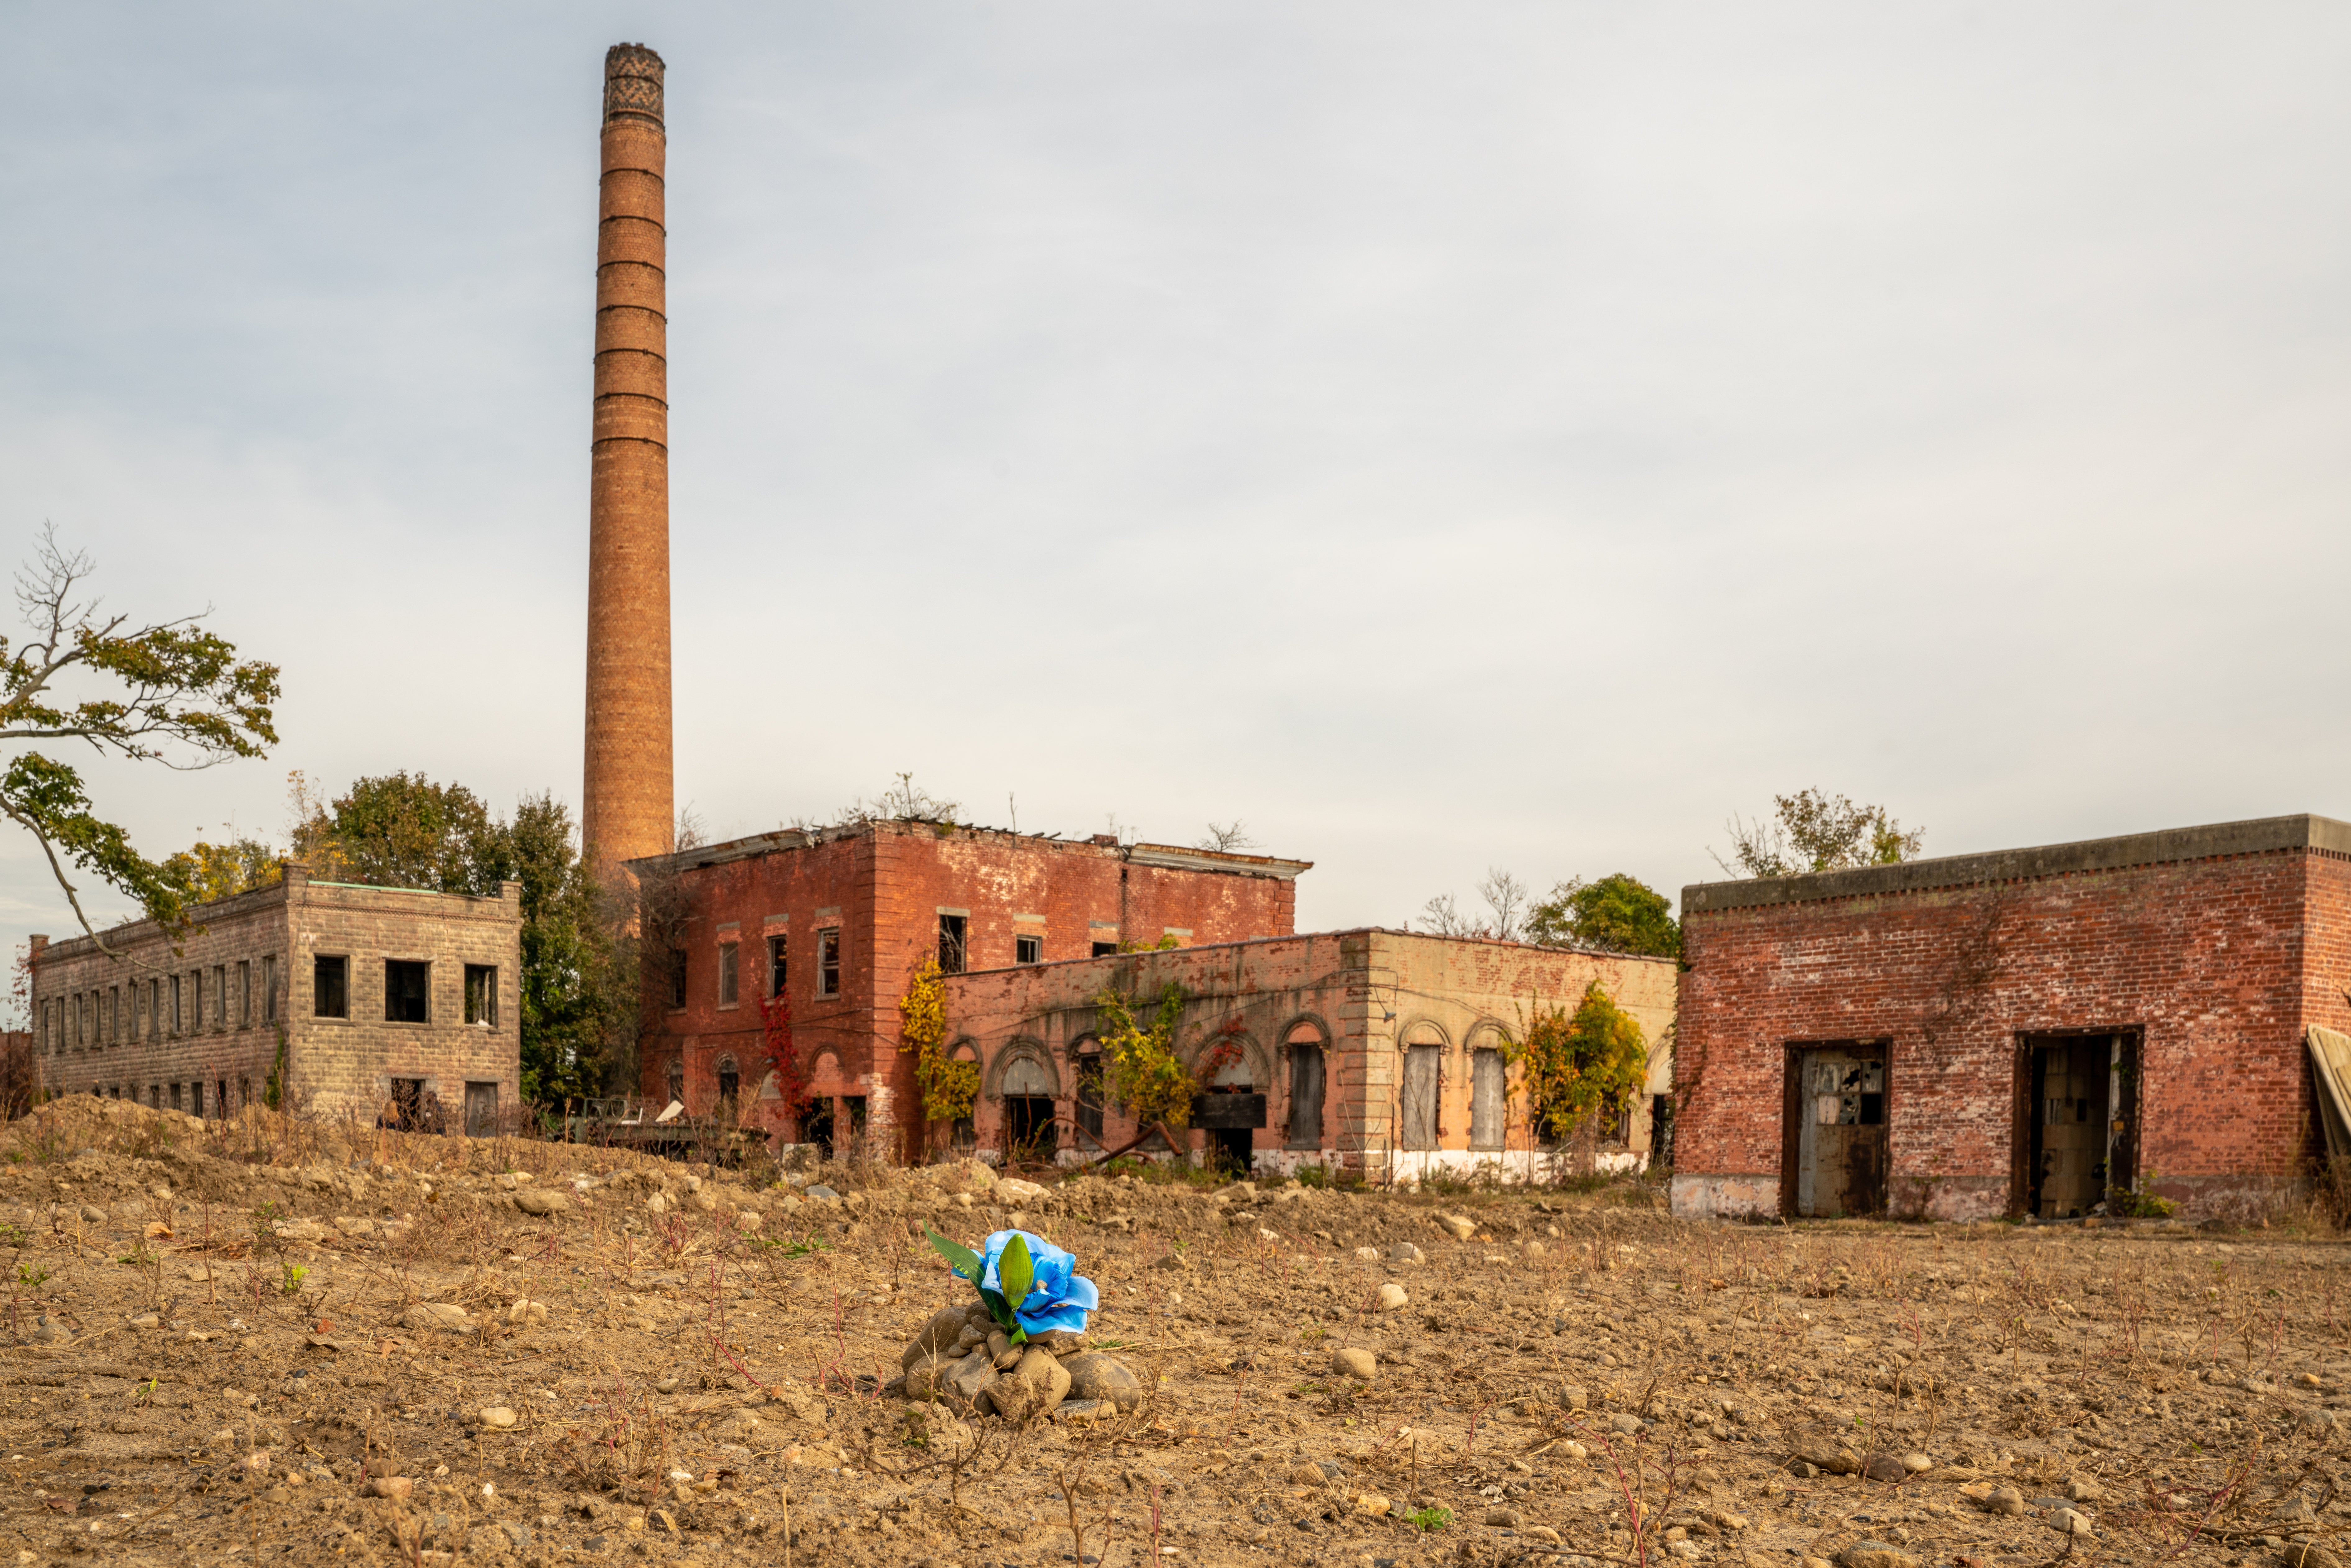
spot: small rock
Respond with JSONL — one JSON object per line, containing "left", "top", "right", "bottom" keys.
{"left": 1838, "top": 1542, "right": 1918, "bottom": 1568}
{"left": 984, "top": 1345, "right": 1072, "bottom": 1422}
{"left": 1333, "top": 1347, "right": 1378, "bottom": 1381}
{"left": 1983, "top": 1486, "right": 2026, "bottom": 1517}
{"left": 78, "top": 1204, "right": 107, "bottom": 1224}
{"left": 513, "top": 1190, "right": 570, "bottom": 1217}
{"left": 1050, "top": 1399, "right": 1113, "bottom": 1424}
{"left": 401, "top": 1303, "right": 471, "bottom": 1332}
{"left": 1386, "top": 1242, "right": 1425, "bottom": 1265}
{"left": 1558, "top": 1383, "right": 1588, "bottom": 1411}
{"left": 1900, "top": 1453, "right": 1933, "bottom": 1474}
{"left": 804, "top": 1185, "right": 840, "bottom": 1202}
{"left": 1523, "top": 1240, "right": 1545, "bottom": 1259}
{"left": 1063, "top": 1353, "right": 1146, "bottom": 1411}
{"left": 1434, "top": 1213, "right": 1476, "bottom": 1241}
{"left": 31, "top": 1316, "right": 66, "bottom": 1344}
{"left": 2047, "top": 1506, "right": 2095, "bottom": 1537}
{"left": 942, "top": 1349, "right": 999, "bottom": 1407}
{"left": 128, "top": 1313, "right": 158, "bottom": 1329}
{"left": 1557, "top": 1441, "right": 1588, "bottom": 1460}
{"left": 1375, "top": 1283, "right": 1409, "bottom": 1312}
{"left": 478, "top": 1407, "right": 517, "bottom": 1430}
{"left": 1355, "top": 1246, "right": 1380, "bottom": 1261}
{"left": 365, "top": 1477, "right": 415, "bottom": 1500}
{"left": 1484, "top": 1507, "right": 1521, "bottom": 1528}
{"left": 1525, "top": 1525, "right": 1562, "bottom": 1543}
{"left": 2064, "top": 1478, "right": 2103, "bottom": 1503}
{"left": 2274, "top": 1545, "right": 2343, "bottom": 1568}
{"left": 1861, "top": 1451, "right": 1906, "bottom": 1483}
{"left": 1609, "top": 1414, "right": 1642, "bottom": 1435}
{"left": 1291, "top": 1462, "right": 1329, "bottom": 1487}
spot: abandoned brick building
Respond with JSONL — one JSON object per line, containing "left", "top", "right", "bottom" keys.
{"left": 936, "top": 928, "right": 1676, "bottom": 1180}
{"left": 26, "top": 864, "right": 523, "bottom": 1129}
{"left": 634, "top": 821, "right": 1308, "bottom": 1163}
{"left": 1670, "top": 813, "right": 2351, "bottom": 1223}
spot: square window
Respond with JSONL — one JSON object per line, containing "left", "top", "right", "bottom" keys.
{"left": 1092, "top": 941, "right": 1118, "bottom": 958}
{"left": 385, "top": 960, "right": 430, "bottom": 1024}
{"left": 818, "top": 928, "right": 842, "bottom": 997}
{"left": 1016, "top": 934, "right": 1042, "bottom": 965}
{"left": 314, "top": 956, "right": 349, "bottom": 1020}
{"left": 464, "top": 965, "right": 498, "bottom": 1026}
{"left": 718, "top": 941, "right": 739, "bottom": 1006}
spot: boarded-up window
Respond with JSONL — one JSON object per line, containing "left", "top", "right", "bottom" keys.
{"left": 1286, "top": 1028, "right": 1325, "bottom": 1150}
{"left": 1400, "top": 1045, "right": 1441, "bottom": 1150}
{"left": 1470, "top": 1048, "right": 1507, "bottom": 1150}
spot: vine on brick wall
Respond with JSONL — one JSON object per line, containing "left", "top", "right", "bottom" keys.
{"left": 1509, "top": 980, "right": 1647, "bottom": 1143}
{"left": 898, "top": 958, "right": 978, "bottom": 1126}
{"left": 761, "top": 990, "right": 808, "bottom": 1119}
{"left": 1095, "top": 981, "right": 1194, "bottom": 1131}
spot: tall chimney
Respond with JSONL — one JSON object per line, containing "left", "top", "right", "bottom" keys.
{"left": 583, "top": 42, "right": 675, "bottom": 870}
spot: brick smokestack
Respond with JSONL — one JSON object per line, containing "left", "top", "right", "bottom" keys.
{"left": 583, "top": 42, "right": 675, "bottom": 870}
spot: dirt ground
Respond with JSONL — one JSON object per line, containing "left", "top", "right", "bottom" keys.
{"left": 0, "top": 1098, "right": 2343, "bottom": 1568}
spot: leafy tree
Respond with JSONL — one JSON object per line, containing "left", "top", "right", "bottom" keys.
{"left": 291, "top": 771, "right": 510, "bottom": 894}
{"left": 1526, "top": 873, "right": 1681, "bottom": 959}
{"left": 1511, "top": 980, "right": 1649, "bottom": 1143}
{"left": 1, "top": 527, "right": 279, "bottom": 951}
{"left": 160, "top": 836, "right": 284, "bottom": 904}
{"left": 1712, "top": 788, "right": 1923, "bottom": 879}
{"left": 509, "top": 792, "right": 629, "bottom": 1106}
{"left": 1095, "top": 981, "right": 1194, "bottom": 1132}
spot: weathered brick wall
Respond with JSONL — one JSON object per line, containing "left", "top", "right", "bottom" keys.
{"left": 27, "top": 865, "right": 521, "bottom": 1123}
{"left": 637, "top": 823, "right": 1307, "bottom": 1162}
{"left": 1674, "top": 845, "right": 2323, "bottom": 1222}
{"left": 938, "top": 928, "right": 1677, "bottom": 1178}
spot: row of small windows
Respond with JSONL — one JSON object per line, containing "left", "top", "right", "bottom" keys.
{"left": 677, "top": 920, "right": 1105, "bottom": 1012}
{"left": 310, "top": 957, "right": 500, "bottom": 1025}
{"left": 64, "top": 1079, "right": 255, "bottom": 1116}
{"left": 40, "top": 958, "right": 280, "bottom": 1054}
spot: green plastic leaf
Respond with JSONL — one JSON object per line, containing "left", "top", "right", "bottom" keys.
{"left": 924, "top": 1227, "right": 983, "bottom": 1282}
{"left": 999, "top": 1233, "right": 1035, "bottom": 1320}
{"left": 978, "top": 1286, "right": 1014, "bottom": 1333}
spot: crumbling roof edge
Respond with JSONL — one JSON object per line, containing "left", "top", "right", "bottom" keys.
{"left": 1681, "top": 811, "right": 2351, "bottom": 915}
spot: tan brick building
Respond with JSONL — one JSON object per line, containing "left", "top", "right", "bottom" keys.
{"left": 27, "top": 863, "right": 521, "bottom": 1129}
{"left": 937, "top": 928, "right": 1678, "bottom": 1181}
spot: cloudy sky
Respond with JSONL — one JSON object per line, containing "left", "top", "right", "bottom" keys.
{"left": 6, "top": 4, "right": 2350, "bottom": 991}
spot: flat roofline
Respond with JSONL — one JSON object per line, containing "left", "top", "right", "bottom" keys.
{"left": 639, "top": 823, "right": 1312, "bottom": 880}
{"left": 954, "top": 924, "right": 1676, "bottom": 978}
{"left": 1682, "top": 811, "right": 2351, "bottom": 915}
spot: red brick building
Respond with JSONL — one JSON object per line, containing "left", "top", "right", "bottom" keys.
{"left": 1670, "top": 814, "right": 2350, "bottom": 1223}
{"left": 636, "top": 820, "right": 1308, "bottom": 1162}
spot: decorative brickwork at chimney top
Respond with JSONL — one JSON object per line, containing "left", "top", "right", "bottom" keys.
{"left": 584, "top": 42, "right": 675, "bottom": 870}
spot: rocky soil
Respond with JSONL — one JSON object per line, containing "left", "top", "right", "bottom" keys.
{"left": 0, "top": 1098, "right": 2343, "bottom": 1568}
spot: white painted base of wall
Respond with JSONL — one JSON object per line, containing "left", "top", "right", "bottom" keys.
{"left": 1389, "top": 1148, "right": 1646, "bottom": 1186}
{"left": 1669, "top": 1173, "right": 1780, "bottom": 1220}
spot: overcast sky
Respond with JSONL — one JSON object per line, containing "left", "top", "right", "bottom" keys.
{"left": 7, "top": 4, "right": 2351, "bottom": 1001}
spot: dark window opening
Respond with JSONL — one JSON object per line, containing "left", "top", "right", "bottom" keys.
{"left": 262, "top": 956, "right": 277, "bottom": 1022}
{"left": 1651, "top": 1093, "right": 1675, "bottom": 1167}
{"left": 170, "top": 1083, "right": 183, "bottom": 1112}
{"left": 1016, "top": 934, "right": 1042, "bottom": 965}
{"left": 464, "top": 964, "right": 498, "bottom": 1025}
{"left": 717, "top": 1056, "right": 740, "bottom": 1109}
{"left": 191, "top": 1082, "right": 204, "bottom": 1118}
{"left": 938, "top": 915, "right": 967, "bottom": 974}
{"left": 1004, "top": 1095, "right": 1056, "bottom": 1161}
{"left": 718, "top": 941, "right": 739, "bottom": 1006}
{"left": 385, "top": 960, "right": 431, "bottom": 1024}
{"left": 818, "top": 928, "right": 842, "bottom": 997}
{"left": 390, "top": 1078, "right": 425, "bottom": 1130}
{"left": 665, "top": 1057, "right": 685, "bottom": 1108}
{"left": 667, "top": 950, "right": 688, "bottom": 1010}
{"left": 1091, "top": 941, "right": 1118, "bottom": 958}
{"left": 313, "top": 956, "right": 348, "bottom": 1020}
{"left": 803, "top": 1098, "right": 835, "bottom": 1160}
{"left": 769, "top": 934, "right": 788, "bottom": 997}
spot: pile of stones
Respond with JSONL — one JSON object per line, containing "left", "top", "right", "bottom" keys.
{"left": 891, "top": 1300, "right": 1145, "bottom": 1423}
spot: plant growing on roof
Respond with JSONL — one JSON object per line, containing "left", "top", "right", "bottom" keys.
{"left": 1510, "top": 980, "right": 1648, "bottom": 1143}
{"left": 924, "top": 1227, "right": 1099, "bottom": 1343}
{"left": 1093, "top": 981, "right": 1194, "bottom": 1131}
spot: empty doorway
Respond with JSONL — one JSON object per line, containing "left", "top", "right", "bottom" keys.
{"left": 2020, "top": 1032, "right": 2137, "bottom": 1218}
{"left": 1784, "top": 1042, "right": 1889, "bottom": 1218}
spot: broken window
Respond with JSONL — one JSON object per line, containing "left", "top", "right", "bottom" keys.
{"left": 1286, "top": 1025, "right": 1326, "bottom": 1151}
{"left": 313, "top": 956, "right": 348, "bottom": 1020}
{"left": 718, "top": 941, "right": 739, "bottom": 1006}
{"left": 1074, "top": 1044, "right": 1106, "bottom": 1146}
{"left": 818, "top": 928, "right": 842, "bottom": 997}
{"left": 667, "top": 949, "right": 688, "bottom": 1010}
{"left": 717, "top": 1055, "right": 740, "bottom": 1108}
{"left": 1016, "top": 933, "right": 1042, "bottom": 965}
{"left": 384, "top": 960, "right": 430, "bottom": 1024}
{"left": 769, "top": 934, "right": 787, "bottom": 997}
{"left": 464, "top": 965, "right": 498, "bottom": 1025}
{"left": 1091, "top": 941, "right": 1118, "bottom": 958}
{"left": 262, "top": 956, "right": 277, "bottom": 1023}
{"left": 938, "top": 915, "right": 967, "bottom": 975}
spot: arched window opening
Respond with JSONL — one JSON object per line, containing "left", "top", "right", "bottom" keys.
{"left": 1398, "top": 1022, "right": 1448, "bottom": 1150}
{"left": 716, "top": 1055, "right": 741, "bottom": 1112}
{"left": 1073, "top": 1040, "right": 1105, "bottom": 1148}
{"left": 1284, "top": 1023, "right": 1325, "bottom": 1151}
{"left": 1001, "top": 1054, "right": 1057, "bottom": 1162}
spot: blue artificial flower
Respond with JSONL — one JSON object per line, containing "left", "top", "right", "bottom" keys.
{"left": 980, "top": 1229, "right": 1101, "bottom": 1336}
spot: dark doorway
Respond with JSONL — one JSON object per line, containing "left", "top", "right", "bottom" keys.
{"left": 1783, "top": 1041, "right": 1889, "bottom": 1218}
{"left": 1286, "top": 1041, "right": 1325, "bottom": 1150}
{"left": 391, "top": 1077, "right": 425, "bottom": 1130}
{"left": 803, "top": 1098, "right": 835, "bottom": 1160}
{"left": 1210, "top": 1126, "right": 1253, "bottom": 1172}
{"left": 2021, "top": 1032, "right": 2137, "bottom": 1218}
{"left": 716, "top": 1057, "right": 740, "bottom": 1112}
{"left": 1004, "top": 1095, "right": 1057, "bottom": 1160}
